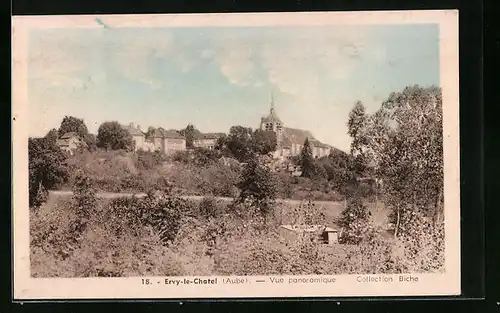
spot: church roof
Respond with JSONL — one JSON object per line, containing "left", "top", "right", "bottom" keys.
{"left": 283, "top": 127, "right": 314, "bottom": 145}
{"left": 282, "top": 127, "right": 331, "bottom": 148}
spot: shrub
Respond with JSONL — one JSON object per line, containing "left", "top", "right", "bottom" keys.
{"left": 337, "top": 196, "right": 372, "bottom": 245}
{"left": 136, "top": 150, "right": 164, "bottom": 170}
{"left": 29, "top": 137, "right": 70, "bottom": 208}
{"left": 105, "top": 191, "right": 192, "bottom": 244}
{"left": 198, "top": 196, "right": 221, "bottom": 219}
{"left": 392, "top": 210, "right": 445, "bottom": 273}
{"left": 198, "top": 164, "right": 240, "bottom": 197}
{"left": 173, "top": 148, "right": 221, "bottom": 167}
{"left": 30, "top": 198, "right": 82, "bottom": 262}
{"left": 237, "top": 157, "right": 278, "bottom": 217}
{"left": 69, "top": 172, "right": 98, "bottom": 240}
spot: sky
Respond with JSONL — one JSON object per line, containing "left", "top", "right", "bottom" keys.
{"left": 28, "top": 24, "right": 439, "bottom": 152}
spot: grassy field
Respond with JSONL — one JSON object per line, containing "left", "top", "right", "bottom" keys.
{"left": 29, "top": 192, "right": 409, "bottom": 278}
{"left": 45, "top": 191, "right": 390, "bottom": 228}
{"left": 30, "top": 149, "right": 441, "bottom": 278}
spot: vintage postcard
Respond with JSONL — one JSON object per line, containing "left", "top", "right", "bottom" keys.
{"left": 12, "top": 10, "right": 460, "bottom": 300}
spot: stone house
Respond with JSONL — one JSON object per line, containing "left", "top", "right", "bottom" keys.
{"left": 149, "top": 128, "right": 186, "bottom": 155}
{"left": 193, "top": 133, "right": 225, "bottom": 150}
{"left": 56, "top": 132, "right": 81, "bottom": 155}
{"left": 123, "top": 123, "right": 148, "bottom": 152}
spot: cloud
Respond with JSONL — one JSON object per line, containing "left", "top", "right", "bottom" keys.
{"left": 210, "top": 43, "right": 261, "bottom": 87}
{"left": 111, "top": 33, "right": 174, "bottom": 88}
{"left": 28, "top": 35, "right": 87, "bottom": 89}
{"left": 261, "top": 28, "right": 372, "bottom": 95}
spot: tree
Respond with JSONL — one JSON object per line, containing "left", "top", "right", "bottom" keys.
{"left": 237, "top": 157, "right": 278, "bottom": 217}
{"left": 225, "top": 126, "right": 254, "bottom": 162}
{"left": 299, "top": 138, "right": 315, "bottom": 178}
{"left": 347, "top": 101, "right": 369, "bottom": 177}
{"left": 317, "top": 149, "right": 352, "bottom": 191}
{"left": 59, "top": 116, "right": 89, "bottom": 138}
{"left": 29, "top": 137, "right": 69, "bottom": 208}
{"left": 356, "top": 85, "right": 444, "bottom": 232}
{"left": 179, "top": 124, "right": 201, "bottom": 149}
{"left": 96, "top": 121, "right": 134, "bottom": 151}
{"left": 83, "top": 133, "right": 97, "bottom": 152}
{"left": 70, "top": 171, "right": 97, "bottom": 237}
{"left": 58, "top": 116, "right": 96, "bottom": 152}
{"left": 251, "top": 129, "right": 277, "bottom": 155}
{"left": 337, "top": 195, "right": 372, "bottom": 245}
{"left": 44, "top": 128, "right": 59, "bottom": 146}
{"left": 144, "top": 127, "right": 156, "bottom": 139}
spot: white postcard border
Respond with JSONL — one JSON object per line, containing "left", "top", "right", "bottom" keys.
{"left": 12, "top": 10, "right": 460, "bottom": 299}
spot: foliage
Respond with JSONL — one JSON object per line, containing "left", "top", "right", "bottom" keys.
{"left": 347, "top": 85, "right": 444, "bottom": 233}
{"left": 299, "top": 138, "right": 314, "bottom": 177}
{"left": 136, "top": 150, "right": 165, "bottom": 170}
{"left": 337, "top": 196, "right": 372, "bottom": 245}
{"left": 197, "top": 163, "right": 240, "bottom": 197}
{"left": 198, "top": 196, "right": 221, "bottom": 219}
{"left": 29, "top": 137, "right": 70, "bottom": 208}
{"left": 59, "top": 116, "right": 89, "bottom": 138}
{"left": 179, "top": 124, "right": 201, "bottom": 149}
{"left": 317, "top": 150, "right": 352, "bottom": 191}
{"left": 83, "top": 133, "right": 97, "bottom": 152}
{"left": 58, "top": 115, "right": 96, "bottom": 151}
{"left": 251, "top": 129, "right": 277, "bottom": 155}
{"left": 237, "top": 157, "right": 278, "bottom": 217}
{"left": 44, "top": 129, "right": 59, "bottom": 146}
{"left": 105, "top": 191, "right": 190, "bottom": 244}
{"left": 173, "top": 148, "right": 221, "bottom": 167}
{"left": 223, "top": 126, "right": 255, "bottom": 162}
{"left": 96, "top": 121, "right": 134, "bottom": 151}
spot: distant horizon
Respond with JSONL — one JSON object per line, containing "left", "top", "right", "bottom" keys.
{"left": 28, "top": 24, "right": 440, "bottom": 152}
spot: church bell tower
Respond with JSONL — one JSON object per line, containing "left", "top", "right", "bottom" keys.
{"left": 259, "top": 92, "right": 284, "bottom": 150}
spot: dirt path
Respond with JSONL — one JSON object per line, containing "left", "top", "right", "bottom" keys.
{"left": 49, "top": 190, "right": 344, "bottom": 206}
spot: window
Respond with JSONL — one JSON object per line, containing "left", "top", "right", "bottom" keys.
{"left": 265, "top": 123, "right": 273, "bottom": 131}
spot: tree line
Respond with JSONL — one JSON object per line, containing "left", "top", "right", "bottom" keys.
{"left": 339, "top": 85, "right": 444, "bottom": 242}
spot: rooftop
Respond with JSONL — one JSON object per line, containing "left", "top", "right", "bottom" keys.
{"left": 195, "top": 132, "right": 225, "bottom": 140}
{"left": 59, "top": 132, "right": 78, "bottom": 139}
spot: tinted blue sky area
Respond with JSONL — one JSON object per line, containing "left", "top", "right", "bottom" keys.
{"left": 28, "top": 24, "right": 439, "bottom": 151}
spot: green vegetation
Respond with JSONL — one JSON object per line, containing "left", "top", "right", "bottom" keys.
{"left": 29, "top": 85, "right": 445, "bottom": 277}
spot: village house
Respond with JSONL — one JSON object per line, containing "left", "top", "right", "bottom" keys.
{"left": 193, "top": 133, "right": 225, "bottom": 150}
{"left": 56, "top": 132, "right": 82, "bottom": 155}
{"left": 148, "top": 128, "right": 187, "bottom": 155}
{"left": 259, "top": 95, "right": 332, "bottom": 160}
{"left": 122, "top": 123, "right": 151, "bottom": 152}
{"left": 123, "top": 123, "right": 186, "bottom": 154}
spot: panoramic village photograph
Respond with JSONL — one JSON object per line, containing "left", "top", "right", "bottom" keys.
{"left": 27, "top": 22, "right": 445, "bottom": 278}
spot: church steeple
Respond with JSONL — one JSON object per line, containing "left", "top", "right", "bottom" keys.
{"left": 270, "top": 92, "right": 275, "bottom": 115}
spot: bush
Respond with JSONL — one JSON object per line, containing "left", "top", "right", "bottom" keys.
{"left": 337, "top": 196, "right": 372, "bottom": 245}
{"left": 30, "top": 198, "right": 82, "bottom": 262}
{"left": 136, "top": 150, "right": 165, "bottom": 170}
{"left": 198, "top": 164, "right": 240, "bottom": 197}
{"left": 198, "top": 196, "right": 221, "bottom": 219}
{"left": 392, "top": 210, "right": 445, "bottom": 273}
{"left": 237, "top": 157, "right": 278, "bottom": 217}
{"left": 107, "top": 191, "right": 193, "bottom": 244}
{"left": 29, "top": 137, "right": 70, "bottom": 208}
{"left": 173, "top": 148, "right": 221, "bottom": 167}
